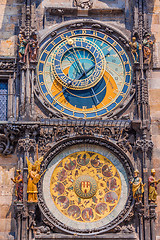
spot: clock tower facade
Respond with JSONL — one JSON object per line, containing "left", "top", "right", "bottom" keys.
{"left": 0, "top": 0, "right": 160, "bottom": 240}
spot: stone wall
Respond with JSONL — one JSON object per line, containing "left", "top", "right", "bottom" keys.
{"left": 0, "top": 0, "right": 22, "bottom": 57}
{"left": 149, "top": 0, "right": 160, "bottom": 237}
{"left": 0, "top": 154, "right": 17, "bottom": 240}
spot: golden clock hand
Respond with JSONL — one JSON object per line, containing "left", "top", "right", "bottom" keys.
{"left": 54, "top": 78, "right": 75, "bottom": 99}
{"left": 77, "top": 64, "right": 95, "bottom": 80}
{"left": 67, "top": 50, "right": 82, "bottom": 75}
{"left": 72, "top": 47, "right": 85, "bottom": 74}
{"left": 67, "top": 38, "right": 85, "bottom": 74}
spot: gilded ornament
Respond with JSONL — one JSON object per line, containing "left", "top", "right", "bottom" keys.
{"left": 50, "top": 151, "right": 121, "bottom": 222}
{"left": 148, "top": 169, "right": 160, "bottom": 204}
{"left": 26, "top": 156, "right": 43, "bottom": 202}
{"left": 130, "top": 169, "right": 144, "bottom": 202}
{"left": 129, "top": 36, "right": 141, "bottom": 63}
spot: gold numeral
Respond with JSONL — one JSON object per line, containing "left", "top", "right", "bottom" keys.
{"left": 39, "top": 60, "right": 45, "bottom": 64}
{"left": 83, "top": 113, "right": 87, "bottom": 119}
{"left": 108, "top": 96, "right": 113, "bottom": 100}
{"left": 82, "top": 30, "right": 86, "bottom": 35}
{"left": 44, "top": 49, "right": 50, "bottom": 54}
{"left": 113, "top": 89, "right": 119, "bottom": 94}
{"left": 71, "top": 31, "right": 75, "bottom": 36}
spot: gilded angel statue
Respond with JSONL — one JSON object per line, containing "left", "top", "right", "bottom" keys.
{"left": 26, "top": 156, "right": 43, "bottom": 202}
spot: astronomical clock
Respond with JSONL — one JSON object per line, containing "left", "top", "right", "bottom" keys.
{"left": 37, "top": 26, "right": 132, "bottom": 119}
{"left": 36, "top": 21, "right": 134, "bottom": 237}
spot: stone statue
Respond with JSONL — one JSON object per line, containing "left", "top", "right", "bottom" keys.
{"left": 11, "top": 169, "right": 23, "bottom": 202}
{"left": 130, "top": 169, "right": 144, "bottom": 202}
{"left": 129, "top": 36, "right": 141, "bottom": 63}
{"left": 143, "top": 33, "right": 155, "bottom": 65}
{"left": 148, "top": 169, "right": 160, "bottom": 203}
{"left": 28, "top": 33, "right": 39, "bottom": 62}
{"left": 18, "top": 33, "right": 27, "bottom": 63}
{"left": 26, "top": 156, "right": 43, "bottom": 202}
{"left": 74, "top": 0, "right": 93, "bottom": 9}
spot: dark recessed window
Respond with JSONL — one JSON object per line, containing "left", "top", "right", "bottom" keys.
{"left": 0, "top": 80, "right": 8, "bottom": 121}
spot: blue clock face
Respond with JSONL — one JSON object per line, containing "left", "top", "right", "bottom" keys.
{"left": 37, "top": 29, "right": 132, "bottom": 119}
{"left": 52, "top": 37, "right": 105, "bottom": 90}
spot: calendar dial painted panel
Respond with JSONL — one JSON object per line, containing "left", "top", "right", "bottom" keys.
{"left": 38, "top": 29, "right": 132, "bottom": 119}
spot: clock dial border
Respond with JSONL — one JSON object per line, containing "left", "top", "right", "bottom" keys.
{"left": 37, "top": 136, "right": 134, "bottom": 235}
{"left": 37, "top": 25, "right": 133, "bottom": 119}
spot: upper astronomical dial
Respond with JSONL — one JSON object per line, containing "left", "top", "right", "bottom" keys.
{"left": 51, "top": 37, "right": 106, "bottom": 90}
{"left": 38, "top": 28, "right": 132, "bottom": 119}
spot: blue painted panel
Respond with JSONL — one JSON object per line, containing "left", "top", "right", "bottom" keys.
{"left": 41, "top": 85, "right": 47, "bottom": 93}
{"left": 41, "top": 53, "right": 47, "bottom": 61}
{"left": 107, "top": 37, "right": 114, "bottom": 44}
{"left": 86, "top": 112, "right": 96, "bottom": 118}
{"left": 114, "top": 44, "right": 122, "bottom": 52}
{"left": 126, "top": 75, "right": 130, "bottom": 83}
{"left": 54, "top": 103, "right": 62, "bottom": 110}
{"left": 107, "top": 102, "right": 116, "bottom": 111}
{"left": 97, "top": 32, "right": 104, "bottom": 39}
{"left": 74, "top": 30, "right": 82, "bottom": 35}
{"left": 54, "top": 36, "right": 62, "bottom": 44}
{"left": 74, "top": 112, "right": 84, "bottom": 118}
{"left": 122, "top": 85, "right": 128, "bottom": 93}
{"left": 97, "top": 109, "right": 107, "bottom": 115}
{"left": 46, "top": 44, "right": 54, "bottom": 52}
{"left": 115, "top": 96, "right": 123, "bottom": 104}
{"left": 121, "top": 54, "right": 127, "bottom": 62}
{"left": 46, "top": 94, "right": 53, "bottom": 103}
{"left": 39, "top": 63, "right": 44, "bottom": 71}
{"left": 125, "top": 64, "right": 130, "bottom": 72}
{"left": 63, "top": 109, "right": 73, "bottom": 116}
{"left": 39, "top": 75, "right": 44, "bottom": 83}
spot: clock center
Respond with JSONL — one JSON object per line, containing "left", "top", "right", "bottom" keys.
{"left": 51, "top": 37, "right": 106, "bottom": 90}
{"left": 74, "top": 175, "right": 97, "bottom": 199}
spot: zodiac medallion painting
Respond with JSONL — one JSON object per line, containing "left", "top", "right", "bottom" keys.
{"left": 50, "top": 151, "right": 121, "bottom": 222}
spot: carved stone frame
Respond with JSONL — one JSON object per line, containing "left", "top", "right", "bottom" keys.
{"left": 37, "top": 135, "right": 134, "bottom": 235}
